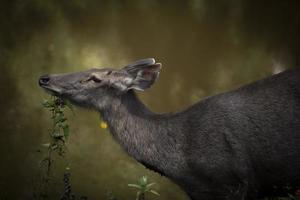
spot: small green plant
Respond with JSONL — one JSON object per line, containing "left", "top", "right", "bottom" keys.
{"left": 36, "top": 97, "right": 162, "bottom": 200}
{"left": 41, "top": 96, "right": 73, "bottom": 174}
{"left": 128, "top": 176, "right": 160, "bottom": 200}
{"left": 34, "top": 96, "right": 74, "bottom": 199}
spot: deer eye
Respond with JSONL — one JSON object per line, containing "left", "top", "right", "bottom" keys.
{"left": 90, "top": 76, "right": 102, "bottom": 83}
{"left": 80, "top": 76, "right": 102, "bottom": 84}
{"left": 107, "top": 70, "right": 112, "bottom": 75}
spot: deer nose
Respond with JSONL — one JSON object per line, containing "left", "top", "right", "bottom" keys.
{"left": 39, "top": 75, "right": 50, "bottom": 86}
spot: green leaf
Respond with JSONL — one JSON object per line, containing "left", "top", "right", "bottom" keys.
{"left": 63, "top": 125, "right": 69, "bottom": 137}
{"left": 41, "top": 143, "right": 50, "bottom": 148}
{"left": 128, "top": 184, "right": 141, "bottom": 189}
{"left": 146, "top": 182, "right": 156, "bottom": 188}
{"left": 51, "top": 144, "right": 58, "bottom": 150}
{"left": 65, "top": 100, "right": 74, "bottom": 114}
{"left": 54, "top": 115, "right": 66, "bottom": 124}
{"left": 139, "top": 176, "right": 148, "bottom": 186}
{"left": 149, "top": 190, "right": 160, "bottom": 196}
{"left": 136, "top": 191, "right": 141, "bottom": 200}
{"left": 43, "top": 99, "right": 56, "bottom": 107}
{"left": 52, "top": 132, "right": 64, "bottom": 139}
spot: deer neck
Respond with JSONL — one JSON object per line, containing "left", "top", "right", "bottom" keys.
{"left": 97, "top": 91, "right": 184, "bottom": 175}
{"left": 100, "top": 91, "right": 162, "bottom": 160}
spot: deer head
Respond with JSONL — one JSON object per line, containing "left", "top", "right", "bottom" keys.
{"left": 38, "top": 58, "right": 162, "bottom": 109}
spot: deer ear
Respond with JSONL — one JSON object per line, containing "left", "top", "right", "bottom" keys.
{"left": 123, "top": 59, "right": 162, "bottom": 91}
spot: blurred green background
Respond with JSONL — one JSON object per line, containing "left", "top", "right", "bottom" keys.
{"left": 1, "top": 0, "right": 300, "bottom": 199}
